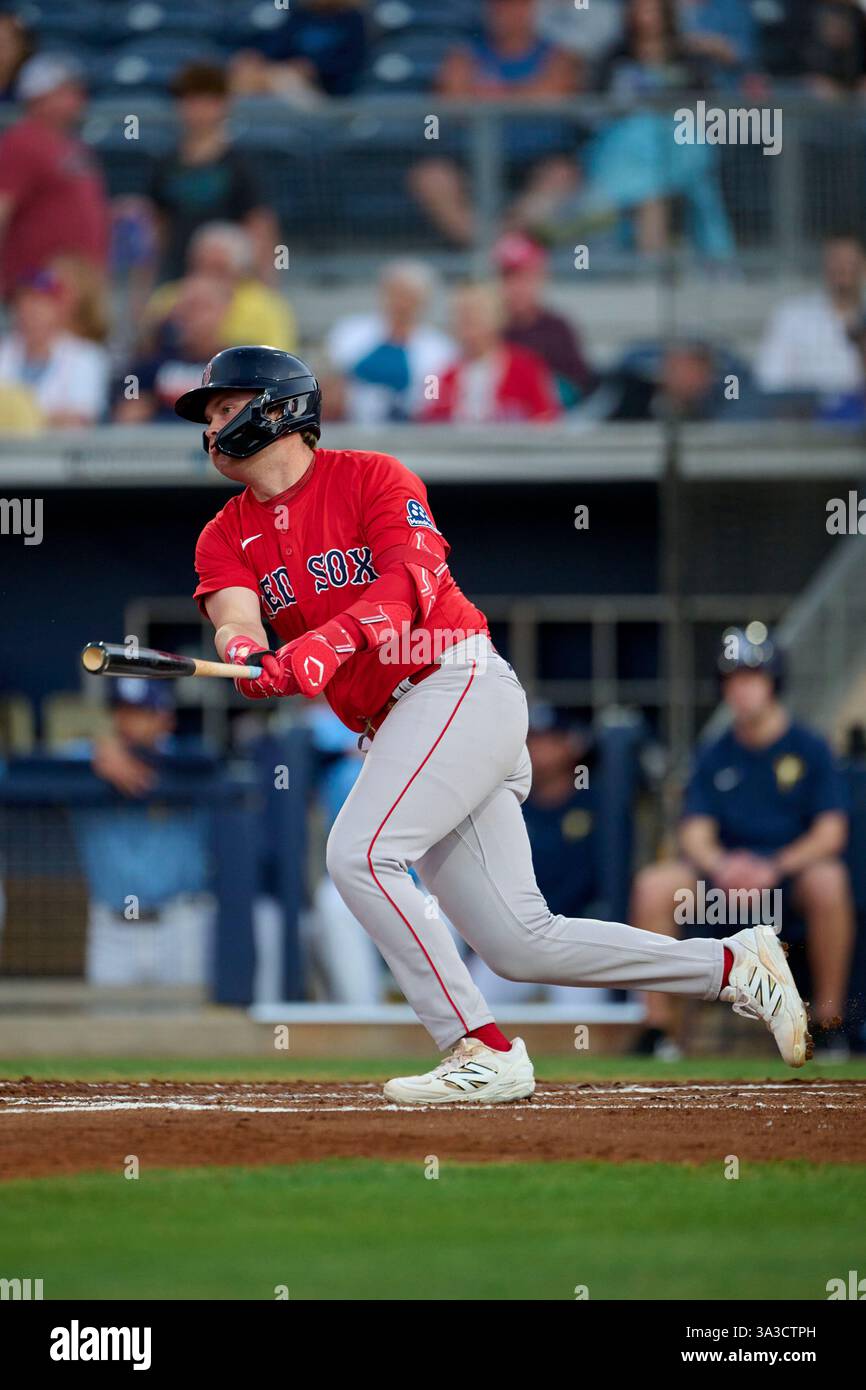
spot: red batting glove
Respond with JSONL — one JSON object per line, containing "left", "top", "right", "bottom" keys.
{"left": 279, "top": 617, "right": 358, "bottom": 698}
{"left": 225, "top": 635, "right": 290, "bottom": 700}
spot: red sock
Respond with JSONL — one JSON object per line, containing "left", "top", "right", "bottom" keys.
{"left": 467, "top": 1023, "right": 511, "bottom": 1052}
{"left": 721, "top": 946, "right": 734, "bottom": 992}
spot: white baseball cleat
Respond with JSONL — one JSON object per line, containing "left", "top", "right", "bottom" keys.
{"left": 383, "top": 1036, "right": 535, "bottom": 1105}
{"left": 721, "top": 926, "right": 813, "bottom": 1067}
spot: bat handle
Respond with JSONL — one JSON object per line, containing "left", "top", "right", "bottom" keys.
{"left": 189, "top": 659, "right": 265, "bottom": 680}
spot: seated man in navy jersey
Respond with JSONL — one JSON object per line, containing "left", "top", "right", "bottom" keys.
{"left": 632, "top": 623, "right": 854, "bottom": 1059}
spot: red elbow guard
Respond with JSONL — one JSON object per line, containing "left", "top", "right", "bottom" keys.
{"left": 343, "top": 574, "right": 415, "bottom": 651}
{"left": 402, "top": 530, "right": 449, "bottom": 622}
{"left": 340, "top": 533, "right": 449, "bottom": 649}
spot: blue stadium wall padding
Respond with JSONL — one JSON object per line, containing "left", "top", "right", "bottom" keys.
{"left": 844, "top": 765, "right": 866, "bottom": 1039}
{"left": 260, "top": 729, "right": 312, "bottom": 1002}
{"left": 211, "top": 799, "right": 258, "bottom": 1006}
{"left": 595, "top": 720, "right": 643, "bottom": 924}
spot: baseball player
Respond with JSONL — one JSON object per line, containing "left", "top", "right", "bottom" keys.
{"left": 176, "top": 346, "right": 812, "bottom": 1103}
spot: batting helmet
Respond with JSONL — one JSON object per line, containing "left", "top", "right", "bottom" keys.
{"left": 174, "top": 345, "right": 321, "bottom": 459}
{"left": 717, "top": 622, "right": 785, "bottom": 690}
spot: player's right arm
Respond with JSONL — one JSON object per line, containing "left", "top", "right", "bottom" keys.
{"left": 203, "top": 586, "right": 269, "bottom": 662}
{"left": 195, "top": 516, "right": 289, "bottom": 698}
{"left": 202, "top": 586, "right": 288, "bottom": 700}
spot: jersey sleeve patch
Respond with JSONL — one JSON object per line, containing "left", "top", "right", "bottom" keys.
{"left": 406, "top": 498, "right": 434, "bottom": 529}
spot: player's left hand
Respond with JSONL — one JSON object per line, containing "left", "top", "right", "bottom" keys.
{"left": 277, "top": 618, "right": 358, "bottom": 698}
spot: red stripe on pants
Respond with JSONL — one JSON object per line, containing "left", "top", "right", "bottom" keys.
{"left": 366, "top": 663, "right": 477, "bottom": 1033}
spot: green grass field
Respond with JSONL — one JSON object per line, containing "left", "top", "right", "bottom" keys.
{"left": 2, "top": 1055, "right": 864, "bottom": 1300}
{"left": 1, "top": 1159, "right": 862, "bottom": 1300}
{"left": 3, "top": 1054, "right": 866, "bottom": 1082}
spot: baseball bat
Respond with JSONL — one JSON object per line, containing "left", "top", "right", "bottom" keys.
{"left": 81, "top": 641, "right": 263, "bottom": 681}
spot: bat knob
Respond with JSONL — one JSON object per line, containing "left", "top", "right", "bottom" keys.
{"left": 81, "top": 642, "right": 108, "bottom": 674}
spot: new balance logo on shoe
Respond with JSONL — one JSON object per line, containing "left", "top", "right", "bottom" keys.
{"left": 748, "top": 968, "right": 783, "bottom": 1016}
{"left": 443, "top": 1061, "right": 498, "bottom": 1092}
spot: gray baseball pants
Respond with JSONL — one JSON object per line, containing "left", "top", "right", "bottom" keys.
{"left": 326, "top": 637, "right": 725, "bottom": 1050}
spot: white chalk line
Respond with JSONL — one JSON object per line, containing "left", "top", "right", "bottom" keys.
{"left": 0, "top": 1081, "right": 862, "bottom": 1117}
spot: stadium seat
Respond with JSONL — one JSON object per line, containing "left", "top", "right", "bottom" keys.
{"left": 83, "top": 96, "right": 175, "bottom": 156}
{"left": 27, "top": 37, "right": 108, "bottom": 89}
{"left": 13, "top": 0, "right": 107, "bottom": 43}
{"left": 214, "top": 0, "right": 291, "bottom": 46}
{"left": 362, "top": 32, "right": 460, "bottom": 93}
{"left": 98, "top": 36, "right": 229, "bottom": 96}
{"left": 373, "top": 0, "right": 478, "bottom": 35}
{"left": 111, "top": 0, "right": 221, "bottom": 39}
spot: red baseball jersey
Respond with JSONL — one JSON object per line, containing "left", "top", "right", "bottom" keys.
{"left": 194, "top": 448, "right": 489, "bottom": 732}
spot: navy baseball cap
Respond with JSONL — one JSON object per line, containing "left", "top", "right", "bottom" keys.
{"left": 527, "top": 704, "right": 589, "bottom": 738}
{"left": 110, "top": 677, "right": 175, "bottom": 712}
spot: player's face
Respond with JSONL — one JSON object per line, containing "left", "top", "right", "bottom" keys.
{"left": 500, "top": 265, "right": 542, "bottom": 314}
{"left": 113, "top": 705, "right": 173, "bottom": 747}
{"left": 824, "top": 238, "right": 864, "bottom": 297}
{"left": 488, "top": 0, "right": 535, "bottom": 46}
{"left": 723, "top": 670, "right": 776, "bottom": 723}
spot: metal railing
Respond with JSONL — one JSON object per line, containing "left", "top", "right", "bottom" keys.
{"left": 778, "top": 534, "right": 866, "bottom": 730}
{"left": 2, "top": 93, "right": 863, "bottom": 278}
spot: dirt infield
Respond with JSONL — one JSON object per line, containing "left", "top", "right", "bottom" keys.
{"left": 1, "top": 1078, "right": 865, "bottom": 1176}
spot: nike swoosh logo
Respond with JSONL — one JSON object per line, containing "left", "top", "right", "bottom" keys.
{"left": 241, "top": 534, "right": 263, "bottom": 551}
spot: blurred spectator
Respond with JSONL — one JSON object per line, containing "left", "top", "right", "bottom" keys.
{"left": 49, "top": 254, "right": 110, "bottom": 344}
{"left": 518, "top": 0, "right": 734, "bottom": 259}
{"left": 147, "top": 63, "right": 279, "bottom": 283}
{"left": 520, "top": 711, "right": 600, "bottom": 914}
{"left": 437, "top": 0, "right": 580, "bottom": 97}
{"left": 753, "top": 0, "right": 813, "bottom": 83}
{"left": 70, "top": 679, "right": 213, "bottom": 988}
{"left": 631, "top": 624, "right": 854, "bottom": 1059}
{"left": 537, "top": 0, "right": 625, "bottom": 82}
{"left": 756, "top": 235, "right": 866, "bottom": 394}
{"left": 409, "top": 0, "right": 580, "bottom": 246}
{"left": 422, "top": 283, "right": 561, "bottom": 423}
{"left": 493, "top": 231, "right": 595, "bottom": 405}
{"left": 598, "top": 0, "right": 710, "bottom": 95}
{"left": 144, "top": 222, "right": 297, "bottom": 355}
{"left": 0, "top": 54, "right": 110, "bottom": 299}
{"left": 803, "top": 0, "right": 866, "bottom": 98}
{"left": 0, "top": 270, "right": 108, "bottom": 426}
{"left": 471, "top": 706, "right": 606, "bottom": 1006}
{"left": 0, "top": 383, "right": 42, "bottom": 433}
{"left": 115, "top": 273, "right": 231, "bottom": 423}
{"left": 750, "top": 0, "right": 866, "bottom": 94}
{"left": 677, "top": 0, "right": 758, "bottom": 90}
{"left": 231, "top": 0, "right": 368, "bottom": 102}
{"left": 324, "top": 259, "right": 454, "bottom": 423}
{"left": 606, "top": 340, "right": 726, "bottom": 422}
{"left": 0, "top": 9, "right": 32, "bottom": 102}
{"left": 817, "top": 313, "right": 866, "bottom": 425}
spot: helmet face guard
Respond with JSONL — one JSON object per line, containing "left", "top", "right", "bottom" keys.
{"left": 205, "top": 386, "right": 321, "bottom": 459}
